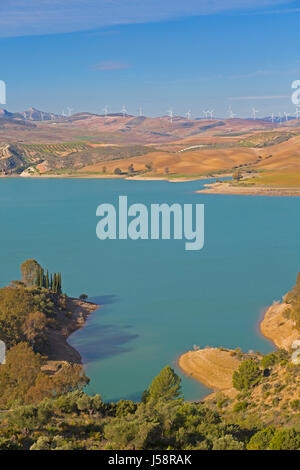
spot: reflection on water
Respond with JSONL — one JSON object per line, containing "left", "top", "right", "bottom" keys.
{"left": 71, "top": 299, "right": 139, "bottom": 363}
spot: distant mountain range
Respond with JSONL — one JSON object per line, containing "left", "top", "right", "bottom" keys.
{"left": 0, "top": 107, "right": 62, "bottom": 121}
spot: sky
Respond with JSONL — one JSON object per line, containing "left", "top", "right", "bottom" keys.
{"left": 1, "top": 0, "right": 300, "bottom": 118}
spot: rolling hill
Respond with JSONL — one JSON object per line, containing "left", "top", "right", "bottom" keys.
{"left": 1, "top": 107, "right": 300, "bottom": 179}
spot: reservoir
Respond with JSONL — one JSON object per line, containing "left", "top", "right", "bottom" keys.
{"left": 0, "top": 177, "right": 299, "bottom": 401}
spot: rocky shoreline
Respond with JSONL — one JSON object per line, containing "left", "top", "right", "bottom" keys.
{"left": 42, "top": 298, "right": 99, "bottom": 374}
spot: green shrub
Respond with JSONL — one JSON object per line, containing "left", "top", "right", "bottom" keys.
{"left": 233, "top": 401, "right": 248, "bottom": 412}
{"left": 247, "top": 427, "right": 275, "bottom": 450}
{"left": 269, "top": 429, "right": 300, "bottom": 450}
{"left": 233, "top": 359, "right": 262, "bottom": 391}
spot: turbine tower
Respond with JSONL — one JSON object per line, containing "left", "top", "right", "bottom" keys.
{"left": 103, "top": 105, "right": 108, "bottom": 119}
{"left": 228, "top": 107, "right": 236, "bottom": 118}
{"left": 203, "top": 110, "right": 209, "bottom": 119}
{"left": 168, "top": 108, "right": 173, "bottom": 123}
{"left": 295, "top": 107, "right": 300, "bottom": 119}
{"left": 121, "top": 105, "right": 127, "bottom": 119}
{"left": 139, "top": 106, "right": 143, "bottom": 117}
{"left": 270, "top": 113, "right": 275, "bottom": 123}
{"left": 251, "top": 107, "right": 259, "bottom": 120}
{"left": 67, "top": 107, "right": 73, "bottom": 117}
{"left": 208, "top": 110, "right": 214, "bottom": 120}
{"left": 185, "top": 110, "right": 191, "bottom": 120}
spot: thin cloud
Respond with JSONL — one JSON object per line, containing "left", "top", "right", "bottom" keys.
{"left": 94, "top": 61, "right": 130, "bottom": 71}
{"left": 246, "top": 7, "right": 300, "bottom": 15}
{"left": 87, "top": 30, "right": 120, "bottom": 37}
{"left": 0, "top": 1, "right": 293, "bottom": 38}
{"left": 228, "top": 70, "right": 270, "bottom": 80}
{"left": 228, "top": 95, "right": 290, "bottom": 100}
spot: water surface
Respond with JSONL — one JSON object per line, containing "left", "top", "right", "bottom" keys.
{"left": 0, "top": 177, "right": 299, "bottom": 401}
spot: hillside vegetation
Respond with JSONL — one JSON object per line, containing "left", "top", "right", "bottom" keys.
{"left": 0, "top": 262, "right": 299, "bottom": 450}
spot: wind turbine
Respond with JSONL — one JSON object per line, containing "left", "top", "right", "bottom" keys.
{"left": 139, "top": 106, "right": 143, "bottom": 117}
{"left": 228, "top": 106, "right": 236, "bottom": 118}
{"left": 278, "top": 112, "right": 282, "bottom": 124}
{"left": 61, "top": 110, "right": 66, "bottom": 117}
{"left": 168, "top": 108, "right": 173, "bottom": 124}
{"left": 284, "top": 112, "right": 289, "bottom": 122}
{"left": 270, "top": 113, "right": 275, "bottom": 123}
{"left": 121, "top": 105, "right": 127, "bottom": 118}
{"left": 208, "top": 110, "right": 214, "bottom": 120}
{"left": 67, "top": 107, "right": 73, "bottom": 117}
{"left": 203, "top": 110, "right": 209, "bottom": 119}
{"left": 185, "top": 110, "right": 191, "bottom": 120}
{"left": 103, "top": 105, "right": 108, "bottom": 119}
{"left": 295, "top": 107, "right": 300, "bottom": 119}
{"left": 251, "top": 107, "right": 259, "bottom": 120}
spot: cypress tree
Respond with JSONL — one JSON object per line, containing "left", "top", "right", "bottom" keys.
{"left": 57, "top": 272, "right": 62, "bottom": 294}
{"left": 53, "top": 273, "right": 57, "bottom": 293}
{"left": 50, "top": 273, "right": 53, "bottom": 291}
{"left": 45, "top": 270, "right": 49, "bottom": 290}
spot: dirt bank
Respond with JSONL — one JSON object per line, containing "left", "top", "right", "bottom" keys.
{"left": 196, "top": 181, "right": 300, "bottom": 196}
{"left": 46, "top": 297, "right": 99, "bottom": 364}
{"left": 260, "top": 301, "right": 299, "bottom": 350}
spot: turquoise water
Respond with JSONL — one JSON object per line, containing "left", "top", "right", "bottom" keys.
{"left": 0, "top": 178, "right": 300, "bottom": 401}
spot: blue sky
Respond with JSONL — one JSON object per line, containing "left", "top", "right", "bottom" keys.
{"left": 1, "top": 0, "right": 300, "bottom": 117}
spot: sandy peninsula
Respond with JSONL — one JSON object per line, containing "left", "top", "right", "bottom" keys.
{"left": 196, "top": 181, "right": 300, "bottom": 196}
{"left": 178, "top": 348, "right": 240, "bottom": 398}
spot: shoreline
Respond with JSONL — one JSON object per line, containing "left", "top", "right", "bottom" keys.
{"left": 6, "top": 173, "right": 300, "bottom": 194}
{"left": 44, "top": 297, "right": 99, "bottom": 371}
{"left": 178, "top": 298, "right": 299, "bottom": 399}
{"left": 196, "top": 181, "right": 300, "bottom": 196}
{"left": 2, "top": 173, "right": 209, "bottom": 182}
{"left": 259, "top": 301, "right": 299, "bottom": 350}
